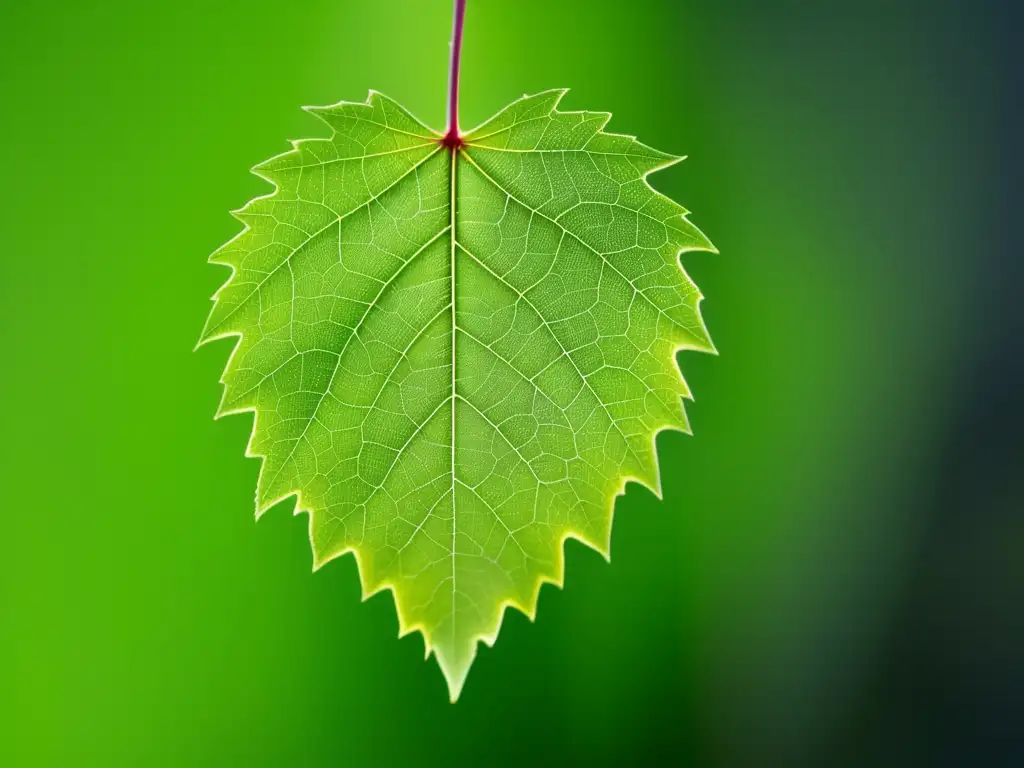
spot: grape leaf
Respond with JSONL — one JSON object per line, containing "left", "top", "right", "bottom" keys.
{"left": 199, "top": 88, "right": 715, "bottom": 700}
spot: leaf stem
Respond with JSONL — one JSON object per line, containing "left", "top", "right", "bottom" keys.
{"left": 442, "top": 0, "right": 466, "bottom": 149}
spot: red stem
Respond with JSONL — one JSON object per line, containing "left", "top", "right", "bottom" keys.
{"left": 442, "top": 0, "right": 466, "bottom": 148}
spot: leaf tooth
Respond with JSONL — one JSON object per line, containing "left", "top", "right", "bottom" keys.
{"left": 195, "top": 310, "right": 232, "bottom": 350}
{"left": 660, "top": 284, "right": 714, "bottom": 356}
{"left": 549, "top": 87, "right": 571, "bottom": 109}
{"left": 250, "top": 156, "right": 284, "bottom": 181}
{"left": 302, "top": 91, "right": 440, "bottom": 142}
{"left": 681, "top": 318, "right": 715, "bottom": 356}
{"left": 249, "top": 145, "right": 303, "bottom": 186}
{"left": 250, "top": 168, "right": 278, "bottom": 187}
{"left": 300, "top": 103, "right": 338, "bottom": 130}
{"left": 365, "top": 88, "right": 388, "bottom": 107}
{"left": 199, "top": 304, "right": 244, "bottom": 348}
{"left": 580, "top": 130, "right": 681, "bottom": 173}
{"left": 301, "top": 100, "right": 374, "bottom": 132}
{"left": 515, "top": 87, "right": 570, "bottom": 114}
{"left": 462, "top": 88, "right": 569, "bottom": 139}
{"left": 666, "top": 212, "right": 717, "bottom": 256}
{"left": 590, "top": 110, "right": 613, "bottom": 133}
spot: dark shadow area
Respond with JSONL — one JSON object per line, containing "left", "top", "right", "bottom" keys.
{"left": 835, "top": 1, "right": 1023, "bottom": 763}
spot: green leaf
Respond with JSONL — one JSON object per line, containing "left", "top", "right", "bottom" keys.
{"left": 199, "top": 89, "right": 715, "bottom": 700}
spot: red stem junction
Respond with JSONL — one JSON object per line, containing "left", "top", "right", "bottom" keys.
{"left": 441, "top": 0, "right": 466, "bottom": 149}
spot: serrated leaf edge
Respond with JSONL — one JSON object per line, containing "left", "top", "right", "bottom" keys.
{"left": 197, "top": 89, "right": 716, "bottom": 702}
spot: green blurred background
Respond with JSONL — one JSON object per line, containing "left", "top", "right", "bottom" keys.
{"left": 2, "top": 0, "right": 1019, "bottom": 764}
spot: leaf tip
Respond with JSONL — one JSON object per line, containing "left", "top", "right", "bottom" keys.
{"left": 437, "top": 652, "right": 472, "bottom": 704}
{"left": 300, "top": 103, "right": 331, "bottom": 122}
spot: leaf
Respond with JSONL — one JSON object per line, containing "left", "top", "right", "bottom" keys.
{"left": 199, "top": 88, "right": 715, "bottom": 700}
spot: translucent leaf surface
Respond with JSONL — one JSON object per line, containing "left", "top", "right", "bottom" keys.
{"left": 200, "top": 89, "right": 715, "bottom": 700}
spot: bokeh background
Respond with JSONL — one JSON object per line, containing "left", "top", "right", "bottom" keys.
{"left": 1, "top": 0, "right": 1020, "bottom": 764}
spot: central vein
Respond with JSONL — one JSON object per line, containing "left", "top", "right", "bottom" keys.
{"left": 449, "top": 146, "right": 458, "bottom": 639}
